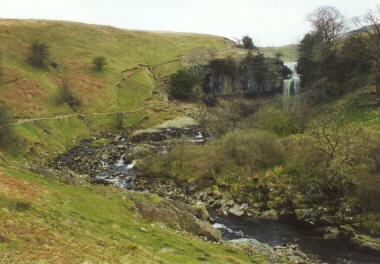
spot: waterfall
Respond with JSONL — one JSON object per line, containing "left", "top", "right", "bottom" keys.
{"left": 283, "top": 62, "right": 301, "bottom": 108}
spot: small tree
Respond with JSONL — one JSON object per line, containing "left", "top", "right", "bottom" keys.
{"left": 92, "top": 56, "right": 107, "bottom": 71}
{"left": 0, "top": 105, "right": 11, "bottom": 146}
{"left": 242, "top": 35, "right": 257, "bottom": 50}
{"left": 169, "top": 69, "right": 201, "bottom": 100}
{"left": 354, "top": 8, "right": 380, "bottom": 97}
{"left": 115, "top": 112, "right": 123, "bottom": 130}
{"left": 57, "top": 80, "right": 81, "bottom": 111}
{"left": 29, "top": 41, "right": 50, "bottom": 67}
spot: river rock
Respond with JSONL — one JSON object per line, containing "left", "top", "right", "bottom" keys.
{"left": 192, "top": 204, "right": 210, "bottom": 221}
{"left": 317, "top": 227, "right": 340, "bottom": 239}
{"left": 349, "top": 234, "right": 380, "bottom": 255}
{"left": 260, "top": 210, "right": 278, "bottom": 221}
{"left": 228, "top": 204, "right": 245, "bottom": 217}
{"left": 129, "top": 193, "right": 221, "bottom": 241}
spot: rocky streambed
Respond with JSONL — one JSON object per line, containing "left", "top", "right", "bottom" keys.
{"left": 51, "top": 117, "right": 380, "bottom": 264}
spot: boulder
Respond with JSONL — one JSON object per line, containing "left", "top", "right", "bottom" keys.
{"left": 349, "top": 234, "right": 380, "bottom": 255}
{"left": 129, "top": 193, "right": 221, "bottom": 241}
{"left": 192, "top": 204, "right": 210, "bottom": 221}
{"left": 228, "top": 204, "right": 245, "bottom": 217}
{"left": 260, "top": 210, "right": 278, "bottom": 221}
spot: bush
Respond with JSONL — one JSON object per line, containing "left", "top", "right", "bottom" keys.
{"left": 208, "top": 57, "right": 236, "bottom": 76}
{"left": 115, "top": 112, "right": 123, "bottom": 130}
{"left": 92, "top": 56, "right": 107, "bottom": 71}
{"left": 220, "top": 130, "right": 284, "bottom": 170}
{"left": 255, "top": 98, "right": 313, "bottom": 135}
{"left": 0, "top": 105, "right": 10, "bottom": 146}
{"left": 169, "top": 69, "right": 201, "bottom": 100}
{"left": 29, "top": 41, "right": 50, "bottom": 67}
{"left": 57, "top": 80, "right": 81, "bottom": 111}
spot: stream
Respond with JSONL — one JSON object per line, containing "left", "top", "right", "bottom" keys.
{"left": 212, "top": 214, "right": 380, "bottom": 264}
{"left": 54, "top": 121, "right": 380, "bottom": 264}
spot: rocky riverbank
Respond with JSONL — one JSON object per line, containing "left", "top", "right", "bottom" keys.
{"left": 50, "top": 116, "right": 380, "bottom": 262}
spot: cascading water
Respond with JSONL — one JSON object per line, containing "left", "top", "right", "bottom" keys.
{"left": 283, "top": 62, "right": 301, "bottom": 108}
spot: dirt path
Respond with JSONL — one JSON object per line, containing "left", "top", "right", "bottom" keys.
{"left": 1, "top": 102, "right": 172, "bottom": 129}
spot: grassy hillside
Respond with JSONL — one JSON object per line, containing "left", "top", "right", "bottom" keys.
{"left": 0, "top": 164, "right": 277, "bottom": 264}
{"left": 0, "top": 19, "right": 231, "bottom": 160}
{"left": 260, "top": 44, "right": 299, "bottom": 62}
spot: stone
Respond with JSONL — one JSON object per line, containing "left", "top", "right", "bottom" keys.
{"left": 317, "top": 227, "right": 340, "bottom": 239}
{"left": 228, "top": 204, "right": 245, "bottom": 217}
{"left": 260, "top": 210, "right": 278, "bottom": 221}
{"left": 192, "top": 204, "right": 210, "bottom": 221}
{"left": 139, "top": 227, "right": 148, "bottom": 232}
{"left": 349, "top": 234, "right": 380, "bottom": 254}
{"left": 130, "top": 193, "right": 221, "bottom": 241}
{"left": 159, "top": 248, "right": 176, "bottom": 254}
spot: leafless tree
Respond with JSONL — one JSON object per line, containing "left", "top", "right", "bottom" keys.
{"left": 307, "top": 6, "right": 345, "bottom": 44}
{"left": 354, "top": 7, "right": 380, "bottom": 97}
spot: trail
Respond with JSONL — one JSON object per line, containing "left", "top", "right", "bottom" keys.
{"left": 0, "top": 102, "right": 171, "bottom": 129}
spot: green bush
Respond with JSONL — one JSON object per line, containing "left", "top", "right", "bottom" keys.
{"left": 169, "top": 69, "right": 201, "bottom": 100}
{"left": 208, "top": 57, "right": 236, "bottom": 76}
{"left": 57, "top": 80, "right": 81, "bottom": 111}
{"left": 220, "top": 130, "right": 284, "bottom": 170}
{"left": 92, "top": 56, "right": 107, "bottom": 71}
{"left": 29, "top": 41, "right": 50, "bottom": 68}
{"left": 255, "top": 99, "right": 313, "bottom": 136}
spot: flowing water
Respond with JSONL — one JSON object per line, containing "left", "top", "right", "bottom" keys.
{"left": 92, "top": 128, "right": 207, "bottom": 190}
{"left": 86, "top": 125, "right": 380, "bottom": 264}
{"left": 212, "top": 214, "right": 380, "bottom": 264}
{"left": 283, "top": 62, "right": 301, "bottom": 108}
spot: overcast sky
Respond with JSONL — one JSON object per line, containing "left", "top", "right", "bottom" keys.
{"left": 0, "top": 0, "right": 379, "bottom": 46}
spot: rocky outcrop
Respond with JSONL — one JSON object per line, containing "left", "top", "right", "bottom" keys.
{"left": 204, "top": 58, "right": 288, "bottom": 97}
{"left": 128, "top": 193, "right": 221, "bottom": 241}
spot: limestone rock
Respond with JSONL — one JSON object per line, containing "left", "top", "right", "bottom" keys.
{"left": 228, "top": 204, "right": 245, "bottom": 217}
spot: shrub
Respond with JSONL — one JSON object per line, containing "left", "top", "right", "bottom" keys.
{"left": 208, "top": 57, "right": 236, "bottom": 76}
{"left": 255, "top": 98, "right": 313, "bottom": 135}
{"left": 115, "top": 112, "right": 123, "bottom": 130}
{"left": 255, "top": 105, "right": 293, "bottom": 136}
{"left": 242, "top": 36, "right": 257, "bottom": 50}
{"left": 92, "top": 56, "right": 107, "bottom": 71}
{"left": 220, "top": 130, "right": 284, "bottom": 170}
{"left": 0, "top": 105, "right": 11, "bottom": 146}
{"left": 29, "top": 41, "right": 50, "bottom": 67}
{"left": 57, "top": 80, "right": 81, "bottom": 111}
{"left": 169, "top": 69, "right": 201, "bottom": 100}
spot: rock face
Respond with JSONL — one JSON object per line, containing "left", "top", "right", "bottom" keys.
{"left": 129, "top": 193, "right": 221, "bottom": 241}
{"left": 204, "top": 58, "right": 287, "bottom": 97}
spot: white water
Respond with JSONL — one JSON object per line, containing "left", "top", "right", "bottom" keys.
{"left": 115, "top": 153, "right": 126, "bottom": 167}
{"left": 283, "top": 62, "right": 301, "bottom": 108}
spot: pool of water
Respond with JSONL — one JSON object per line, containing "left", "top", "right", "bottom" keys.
{"left": 212, "top": 214, "right": 380, "bottom": 264}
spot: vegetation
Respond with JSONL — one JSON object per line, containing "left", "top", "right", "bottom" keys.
{"left": 92, "top": 56, "right": 107, "bottom": 71}
{"left": 242, "top": 35, "right": 257, "bottom": 50}
{"left": 169, "top": 69, "right": 201, "bottom": 100}
{"left": 57, "top": 80, "right": 81, "bottom": 111}
{"left": 208, "top": 57, "right": 236, "bottom": 76}
{"left": 0, "top": 165, "right": 267, "bottom": 264}
{"left": 240, "top": 52, "right": 269, "bottom": 82}
{"left": 0, "top": 105, "right": 11, "bottom": 146}
{"left": 298, "top": 6, "right": 379, "bottom": 104}
{"left": 28, "top": 41, "right": 50, "bottom": 67}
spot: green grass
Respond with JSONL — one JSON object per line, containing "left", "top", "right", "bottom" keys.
{"left": 260, "top": 44, "right": 299, "bottom": 62}
{"left": 0, "top": 19, "right": 231, "bottom": 160}
{"left": 0, "top": 165, "right": 275, "bottom": 264}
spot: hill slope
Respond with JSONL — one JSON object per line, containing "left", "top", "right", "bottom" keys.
{"left": 0, "top": 19, "right": 231, "bottom": 160}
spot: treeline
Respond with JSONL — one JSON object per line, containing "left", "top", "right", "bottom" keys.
{"left": 169, "top": 51, "right": 289, "bottom": 101}
{"left": 298, "top": 6, "right": 380, "bottom": 104}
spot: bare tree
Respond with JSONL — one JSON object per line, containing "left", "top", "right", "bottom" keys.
{"left": 364, "top": 8, "right": 380, "bottom": 97}
{"left": 307, "top": 6, "right": 345, "bottom": 44}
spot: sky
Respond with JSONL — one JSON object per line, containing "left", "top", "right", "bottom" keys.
{"left": 0, "top": 0, "right": 379, "bottom": 47}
